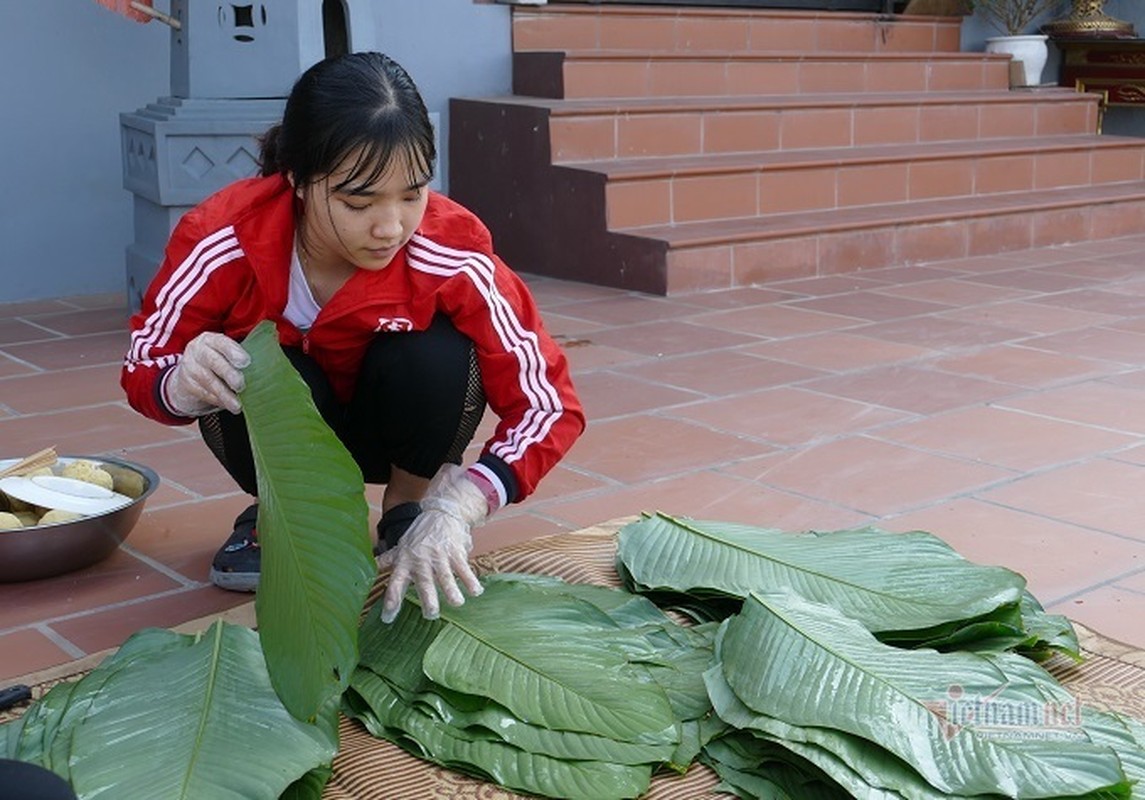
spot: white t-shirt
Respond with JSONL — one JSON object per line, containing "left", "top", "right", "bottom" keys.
{"left": 283, "top": 247, "right": 321, "bottom": 331}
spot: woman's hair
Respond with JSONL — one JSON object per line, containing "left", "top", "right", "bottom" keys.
{"left": 259, "top": 52, "right": 436, "bottom": 190}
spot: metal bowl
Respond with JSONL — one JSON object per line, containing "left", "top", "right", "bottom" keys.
{"left": 0, "top": 455, "right": 160, "bottom": 582}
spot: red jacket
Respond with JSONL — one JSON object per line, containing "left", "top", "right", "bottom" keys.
{"left": 122, "top": 175, "right": 585, "bottom": 503}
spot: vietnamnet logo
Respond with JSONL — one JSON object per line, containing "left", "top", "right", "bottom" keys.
{"left": 374, "top": 317, "right": 414, "bottom": 333}
{"left": 924, "top": 683, "right": 1084, "bottom": 742}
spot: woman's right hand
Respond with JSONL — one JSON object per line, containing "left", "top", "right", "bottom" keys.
{"left": 165, "top": 332, "right": 251, "bottom": 417}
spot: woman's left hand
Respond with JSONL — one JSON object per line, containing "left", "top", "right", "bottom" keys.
{"left": 378, "top": 464, "right": 487, "bottom": 622}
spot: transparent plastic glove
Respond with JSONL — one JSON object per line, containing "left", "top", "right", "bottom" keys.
{"left": 165, "top": 331, "right": 251, "bottom": 416}
{"left": 379, "top": 464, "right": 488, "bottom": 623}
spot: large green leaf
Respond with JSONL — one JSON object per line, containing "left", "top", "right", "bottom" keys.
{"left": 9, "top": 622, "right": 336, "bottom": 800}
{"left": 421, "top": 580, "right": 678, "bottom": 744}
{"left": 239, "top": 320, "right": 376, "bottom": 721}
{"left": 617, "top": 514, "right": 1026, "bottom": 633}
{"left": 719, "top": 591, "right": 1129, "bottom": 798}
{"left": 346, "top": 668, "right": 655, "bottom": 800}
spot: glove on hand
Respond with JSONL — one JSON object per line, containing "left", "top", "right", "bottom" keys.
{"left": 165, "top": 332, "right": 251, "bottom": 417}
{"left": 379, "top": 464, "right": 488, "bottom": 623}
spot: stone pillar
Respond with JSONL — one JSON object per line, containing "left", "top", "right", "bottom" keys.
{"left": 119, "top": 0, "right": 334, "bottom": 311}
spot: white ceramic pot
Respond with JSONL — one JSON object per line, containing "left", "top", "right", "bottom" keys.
{"left": 985, "top": 35, "right": 1050, "bottom": 87}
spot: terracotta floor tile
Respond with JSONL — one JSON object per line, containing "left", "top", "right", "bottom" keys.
{"left": 998, "top": 382, "right": 1145, "bottom": 435}
{"left": 0, "top": 363, "right": 123, "bottom": 414}
{"left": 667, "top": 386, "right": 908, "bottom": 446}
{"left": 1115, "top": 568, "right": 1145, "bottom": 594}
{"left": 873, "top": 278, "right": 1032, "bottom": 307}
{"left": 937, "top": 300, "right": 1120, "bottom": 336}
{"left": 26, "top": 306, "right": 131, "bottom": 337}
{"left": 540, "top": 469, "right": 872, "bottom": 532}
{"left": 572, "top": 371, "right": 700, "bottom": 419}
{"left": 769, "top": 274, "right": 891, "bottom": 295}
{"left": 1021, "top": 326, "right": 1145, "bottom": 367}
{"left": 1039, "top": 258, "right": 1145, "bottom": 283}
{"left": 561, "top": 341, "right": 646, "bottom": 372}
{"left": 749, "top": 436, "right": 1013, "bottom": 516}
{"left": 789, "top": 291, "right": 954, "bottom": 322}
{"left": 742, "top": 332, "right": 934, "bottom": 372}
{"left": 981, "top": 458, "right": 1145, "bottom": 542}
{"left": 883, "top": 499, "right": 1145, "bottom": 603}
{"left": 932, "top": 345, "right": 1110, "bottom": 388}
{"left": 517, "top": 462, "right": 612, "bottom": 505}
{"left": 0, "top": 330, "right": 130, "bottom": 370}
{"left": 0, "top": 628, "right": 78, "bottom": 683}
{"left": 0, "top": 353, "right": 36, "bottom": 379}
{"left": 1051, "top": 586, "right": 1145, "bottom": 649}
{"left": 623, "top": 350, "right": 825, "bottom": 396}
{"left": 853, "top": 316, "right": 1023, "bottom": 350}
{"left": 695, "top": 304, "right": 863, "bottom": 338}
{"left": 126, "top": 497, "right": 255, "bottom": 582}
{"left": 58, "top": 292, "right": 128, "bottom": 311}
{"left": 0, "top": 549, "right": 182, "bottom": 631}
{"left": 0, "top": 403, "right": 189, "bottom": 456}
{"left": 673, "top": 287, "right": 800, "bottom": 309}
{"left": 563, "top": 415, "right": 767, "bottom": 483}
{"left": 851, "top": 265, "right": 969, "bottom": 284}
{"left": 961, "top": 268, "right": 1101, "bottom": 294}
{"left": 1029, "top": 288, "right": 1145, "bottom": 318}
{"left": 925, "top": 253, "right": 1030, "bottom": 274}
{"left": 0, "top": 299, "right": 77, "bottom": 319}
{"left": 49, "top": 586, "right": 251, "bottom": 655}
{"left": 539, "top": 313, "right": 609, "bottom": 337}
{"left": 550, "top": 295, "right": 708, "bottom": 326}
{"left": 804, "top": 365, "right": 1020, "bottom": 415}
{"left": 874, "top": 406, "right": 1137, "bottom": 471}
{"left": 115, "top": 438, "right": 239, "bottom": 499}
{"left": 585, "top": 320, "right": 760, "bottom": 357}
{"left": 0, "top": 318, "right": 60, "bottom": 346}
{"left": 523, "top": 276, "right": 632, "bottom": 307}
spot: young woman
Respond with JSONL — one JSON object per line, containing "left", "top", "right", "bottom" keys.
{"left": 121, "top": 52, "right": 585, "bottom": 623}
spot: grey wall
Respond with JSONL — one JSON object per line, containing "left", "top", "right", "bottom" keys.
{"left": 0, "top": 0, "right": 511, "bottom": 304}
{"left": 0, "top": 2, "right": 170, "bottom": 302}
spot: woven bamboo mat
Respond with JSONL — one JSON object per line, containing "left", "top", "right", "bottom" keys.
{"left": 6, "top": 518, "right": 1145, "bottom": 799}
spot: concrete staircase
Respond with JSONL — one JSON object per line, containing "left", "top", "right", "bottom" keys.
{"left": 448, "top": 4, "right": 1145, "bottom": 295}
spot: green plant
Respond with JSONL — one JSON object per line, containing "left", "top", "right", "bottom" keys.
{"left": 972, "top": 0, "right": 1064, "bottom": 35}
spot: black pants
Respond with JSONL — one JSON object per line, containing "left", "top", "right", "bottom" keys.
{"left": 198, "top": 315, "right": 485, "bottom": 495}
{"left": 0, "top": 760, "right": 76, "bottom": 799}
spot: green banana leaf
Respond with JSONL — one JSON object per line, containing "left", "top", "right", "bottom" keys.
{"left": 369, "top": 579, "right": 679, "bottom": 744}
{"left": 353, "top": 668, "right": 676, "bottom": 765}
{"left": 617, "top": 514, "right": 1026, "bottom": 634}
{"left": 346, "top": 668, "right": 655, "bottom": 800}
{"left": 239, "top": 320, "right": 376, "bottom": 722}
{"left": 702, "top": 733, "right": 873, "bottom": 800}
{"left": 718, "top": 591, "right": 1129, "bottom": 798}
{"left": 3, "top": 623, "right": 335, "bottom": 800}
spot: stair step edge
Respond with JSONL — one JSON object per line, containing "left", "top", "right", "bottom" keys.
{"left": 561, "top": 136, "right": 1145, "bottom": 177}
{"left": 477, "top": 89, "right": 1097, "bottom": 116}
{"left": 617, "top": 184, "right": 1145, "bottom": 247}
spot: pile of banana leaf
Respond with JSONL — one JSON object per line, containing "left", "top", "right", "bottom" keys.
{"left": 617, "top": 513, "right": 1145, "bottom": 799}
{"left": 0, "top": 624, "right": 337, "bottom": 799}
{"left": 343, "top": 573, "right": 716, "bottom": 799}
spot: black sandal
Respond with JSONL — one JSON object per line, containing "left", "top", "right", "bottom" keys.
{"left": 208, "top": 504, "right": 260, "bottom": 592}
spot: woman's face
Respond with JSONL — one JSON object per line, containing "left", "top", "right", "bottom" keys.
{"left": 298, "top": 147, "right": 431, "bottom": 272}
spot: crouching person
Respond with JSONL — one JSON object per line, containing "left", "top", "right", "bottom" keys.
{"left": 120, "top": 52, "right": 585, "bottom": 622}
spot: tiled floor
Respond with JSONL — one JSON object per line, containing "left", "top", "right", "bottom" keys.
{"left": 4, "top": 238, "right": 1145, "bottom": 681}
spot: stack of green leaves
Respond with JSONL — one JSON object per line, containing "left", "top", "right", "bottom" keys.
{"left": 343, "top": 574, "right": 715, "bottom": 800}
{"left": 702, "top": 590, "right": 1145, "bottom": 799}
{"left": 615, "top": 513, "right": 1145, "bottom": 798}
{"left": 0, "top": 623, "right": 337, "bottom": 799}
{"left": 616, "top": 513, "right": 1079, "bottom": 660}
